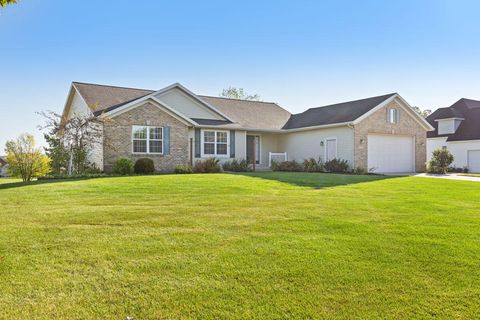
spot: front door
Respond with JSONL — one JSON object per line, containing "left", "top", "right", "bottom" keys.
{"left": 247, "top": 135, "right": 260, "bottom": 165}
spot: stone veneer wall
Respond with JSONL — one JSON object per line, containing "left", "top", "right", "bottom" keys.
{"left": 103, "top": 102, "right": 190, "bottom": 172}
{"left": 354, "top": 99, "right": 427, "bottom": 172}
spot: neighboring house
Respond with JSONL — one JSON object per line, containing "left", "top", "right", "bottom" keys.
{"left": 61, "top": 82, "right": 433, "bottom": 174}
{"left": 0, "top": 156, "right": 8, "bottom": 177}
{"left": 426, "top": 98, "right": 480, "bottom": 172}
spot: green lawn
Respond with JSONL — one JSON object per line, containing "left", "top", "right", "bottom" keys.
{"left": 0, "top": 173, "right": 479, "bottom": 319}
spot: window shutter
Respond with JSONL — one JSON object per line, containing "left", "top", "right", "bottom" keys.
{"left": 195, "top": 128, "right": 201, "bottom": 158}
{"left": 230, "top": 130, "right": 235, "bottom": 158}
{"left": 386, "top": 108, "right": 390, "bottom": 123}
{"left": 164, "top": 127, "right": 170, "bottom": 155}
{"left": 396, "top": 109, "right": 400, "bottom": 124}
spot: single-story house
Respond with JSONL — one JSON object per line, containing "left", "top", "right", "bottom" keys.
{"left": 61, "top": 82, "right": 433, "bottom": 173}
{"left": 426, "top": 98, "right": 480, "bottom": 172}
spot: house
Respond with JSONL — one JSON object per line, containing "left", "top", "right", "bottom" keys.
{"left": 0, "top": 156, "right": 8, "bottom": 177}
{"left": 426, "top": 98, "right": 480, "bottom": 172}
{"left": 61, "top": 82, "right": 433, "bottom": 174}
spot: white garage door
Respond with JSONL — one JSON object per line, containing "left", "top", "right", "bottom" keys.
{"left": 368, "top": 135, "right": 414, "bottom": 173}
{"left": 468, "top": 150, "right": 480, "bottom": 173}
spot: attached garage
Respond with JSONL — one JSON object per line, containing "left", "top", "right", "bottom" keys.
{"left": 468, "top": 150, "right": 480, "bottom": 173}
{"left": 368, "top": 134, "right": 415, "bottom": 173}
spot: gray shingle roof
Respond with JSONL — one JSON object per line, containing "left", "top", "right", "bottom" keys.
{"left": 427, "top": 98, "right": 480, "bottom": 141}
{"left": 282, "top": 93, "right": 396, "bottom": 129}
{"left": 73, "top": 82, "right": 154, "bottom": 114}
{"left": 71, "top": 82, "right": 403, "bottom": 131}
{"left": 198, "top": 96, "right": 291, "bottom": 130}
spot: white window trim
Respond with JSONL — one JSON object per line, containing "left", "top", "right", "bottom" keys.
{"left": 201, "top": 129, "right": 230, "bottom": 157}
{"left": 324, "top": 137, "right": 338, "bottom": 162}
{"left": 132, "top": 125, "right": 164, "bottom": 155}
{"left": 388, "top": 108, "right": 398, "bottom": 124}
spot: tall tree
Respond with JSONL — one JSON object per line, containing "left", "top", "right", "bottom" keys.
{"left": 220, "top": 87, "right": 260, "bottom": 101}
{"left": 38, "top": 110, "right": 109, "bottom": 175}
{"left": 412, "top": 106, "right": 432, "bottom": 118}
{"left": 5, "top": 133, "right": 51, "bottom": 182}
{"left": 0, "top": 0, "right": 17, "bottom": 7}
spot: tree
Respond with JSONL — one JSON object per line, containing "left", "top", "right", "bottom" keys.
{"left": 412, "top": 106, "right": 432, "bottom": 118}
{"left": 5, "top": 134, "right": 51, "bottom": 182}
{"left": 0, "top": 0, "right": 17, "bottom": 7}
{"left": 220, "top": 87, "right": 260, "bottom": 101}
{"left": 38, "top": 110, "right": 108, "bottom": 175}
{"left": 427, "top": 148, "right": 454, "bottom": 174}
{"left": 43, "top": 131, "right": 69, "bottom": 175}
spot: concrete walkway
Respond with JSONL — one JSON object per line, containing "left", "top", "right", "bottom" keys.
{"left": 415, "top": 173, "right": 480, "bottom": 182}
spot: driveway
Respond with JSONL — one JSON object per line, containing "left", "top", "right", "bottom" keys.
{"left": 415, "top": 173, "right": 480, "bottom": 182}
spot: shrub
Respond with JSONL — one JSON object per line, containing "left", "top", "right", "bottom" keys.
{"left": 193, "top": 158, "right": 222, "bottom": 173}
{"left": 112, "top": 158, "right": 134, "bottom": 175}
{"left": 353, "top": 166, "right": 367, "bottom": 175}
{"left": 324, "top": 158, "right": 349, "bottom": 173}
{"left": 448, "top": 166, "right": 464, "bottom": 173}
{"left": 174, "top": 165, "right": 193, "bottom": 174}
{"left": 134, "top": 158, "right": 155, "bottom": 174}
{"left": 427, "top": 149, "right": 454, "bottom": 174}
{"left": 222, "top": 159, "right": 250, "bottom": 172}
{"left": 38, "top": 173, "right": 111, "bottom": 180}
{"left": 271, "top": 160, "right": 303, "bottom": 172}
{"left": 303, "top": 158, "right": 324, "bottom": 172}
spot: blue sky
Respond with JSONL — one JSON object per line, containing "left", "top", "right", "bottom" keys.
{"left": 1, "top": 0, "right": 480, "bottom": 149}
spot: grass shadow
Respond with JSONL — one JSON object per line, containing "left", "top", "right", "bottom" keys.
{"left": 237, "top": 171, "right": 396, "bottom": 189}
{"left": 0, "top": 177, "right": 111, "bottom": 191}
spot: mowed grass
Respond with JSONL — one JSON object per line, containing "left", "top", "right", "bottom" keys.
{"left": 0, "top": 173, "right": 479, "bottom": 319}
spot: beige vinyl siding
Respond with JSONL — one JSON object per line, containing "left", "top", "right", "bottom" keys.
{"left": 247, "top": 132, "right": 282, "bottom": 166}
{"left": 156, "top": 88, "right": 224, "bottom": 120}
{"left": 278, "top": 126, "right": 355, "bottom": 167}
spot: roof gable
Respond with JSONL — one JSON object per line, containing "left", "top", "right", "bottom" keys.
{"left": 154, "top": 87, "right": 226, "bottom": 121}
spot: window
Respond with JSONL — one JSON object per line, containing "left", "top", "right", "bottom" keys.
{"left": 202, "top": 130, "right": 229, "bottom": 156}
{"left": 388, "top": 108, "right": 399, "bottom": 124}
{"left": 132, "top": 126, "right": 163, "bottom": 154}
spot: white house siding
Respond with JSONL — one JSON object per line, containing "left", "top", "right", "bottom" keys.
{"left": 448, "top": 141, "right": 480, "bottom": 170}
{"left": 426, "top": 137, "right": 448, "bottom": 161}
{"left": 66, "top": 89, "right": 104, "bottom": 169}
{"left": 190, "top": 128, "right": 247, "bottom": 164}
{"left": 68, "top": 89, "right": 91, "bottom": 118}
{"left": 427, "top": 138, "right": 480, "bottom": 171}
{"left": 156, "top": 88, "right": 224, "bottom": 120}
{"left": 278, "top": 126, "right": 355, "bottom": 167}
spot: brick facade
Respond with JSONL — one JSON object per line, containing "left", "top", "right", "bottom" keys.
{"left": 354, "top": 99, "right": 427, "bottom": 172}
{"left": 103, "top": 102, "right": 190, "bottom": 172}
